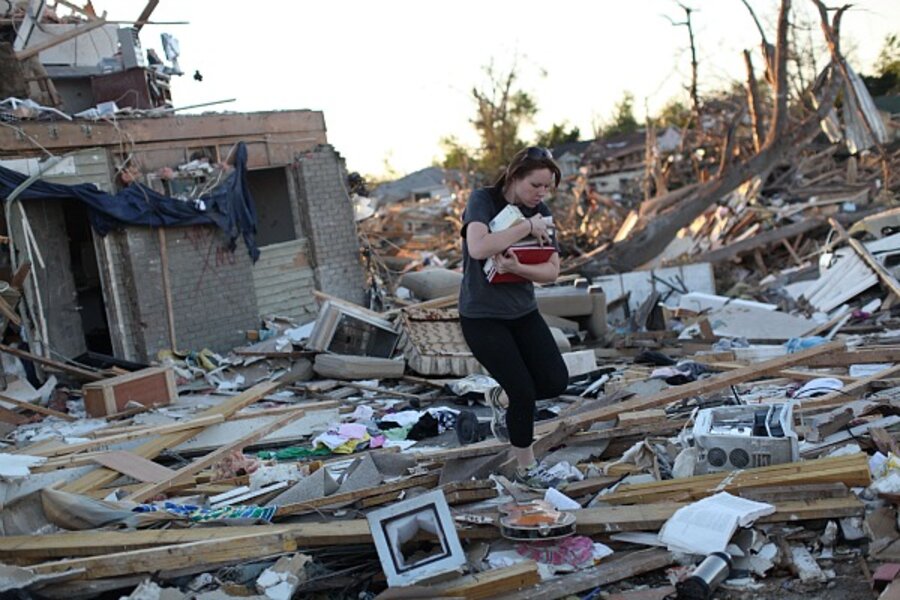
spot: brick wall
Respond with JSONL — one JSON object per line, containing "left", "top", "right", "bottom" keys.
{"left": 112, "top": 225, "right": 259, "bottom": 361}
{"left": 294, "top": 145, "right": 366, "bottom": 305}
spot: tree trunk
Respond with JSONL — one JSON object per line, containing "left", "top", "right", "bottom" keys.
{"left": 581, "top": 0, "right": 846, "bottom": 275}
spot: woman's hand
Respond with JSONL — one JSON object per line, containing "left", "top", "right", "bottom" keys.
{"left": 528, "top": 216, "right": 551, "bottom": 246}
{"left": 494, "top": 249, "right": 521, "bottom": 274}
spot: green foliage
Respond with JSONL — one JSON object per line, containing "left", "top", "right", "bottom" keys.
{"left": 471, "top": 63, "right": 538, "bottom": 176}
{"left": 863, "top": 34, "right": 900, "bottom": 96}
{"left": 534, "top": 122, "right": 581, "bottom": 149}
{"left": 597, "top": 91, "right": 640, "bottom": 138}
{"left": 437, "top": 61, "right": 539, "bottom": 178}
{"left": 437, "top": 136, "right": 472, "bottom": 171}
{"left": 650, "top": 97, "right": 692, "bottom": 129}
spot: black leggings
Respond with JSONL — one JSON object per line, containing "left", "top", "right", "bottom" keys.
{"left": 460, "top": 310, "right": 569, "bottom": 448}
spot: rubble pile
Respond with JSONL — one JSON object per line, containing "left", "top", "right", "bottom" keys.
{"left": 3, "top": 1, "right": 900, "bottom": 600}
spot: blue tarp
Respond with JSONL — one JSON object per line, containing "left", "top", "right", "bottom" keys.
{"left": 0, "top": 142, "right": 259, "bottom": 261}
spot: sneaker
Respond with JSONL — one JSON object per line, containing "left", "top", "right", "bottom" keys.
{"left": 513, "top": 462, "right": 566, "bottom": 491}
{"left": 485, "top": 386, "right": 509, "bottom": 443}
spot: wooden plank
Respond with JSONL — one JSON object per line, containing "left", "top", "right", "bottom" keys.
{"left": 10, "top": 261, "right": 31, "bottom": 289}
{"left": 0, "top": 392, "right": 75, "bottom": 421}
{"left": 830, "top": 217, "right": 900, "bottom": 300}
{"left": 63, "top": 380, "right": 282, "bottom": 494}
{"left": 127, "top": 408, "right": 306, "bottom": 502}
{"left": 0, "top": 293, "right": 21, "bottom": 326}
{"left": 29, "top": 414, "right": 226, "bottom": 457}
{"left": 0, "top": 343, "right": 105, "bottom": 381}
{"left": 599, "top": 453, "right": 870, "bottom": 505}
{"left": 0, "top": 496, "right": 866, "bottom": 564}
{"left": 91, "top": 451, "right": 175, "bottom": 483}
{"left": 15, "top": 18, "right": 109, "bottom": 60}
{"left": 574, "top": 495, "right": 864, "bottom": 534}
{"left": 799, "top": 364, "right": 900, "bottom": 413}
{"left": 492, "top": 549, "right": 674, "bottom": 600}
{"left": 690, "top": 218, "right": 825, "bottom": 264}
{"left": 434, "top": 561, "right": 540, "bottom": 599}
{"left": 0, "top": 523, "right": 370, "bottom": 562}
{"left": 780, "top": 347, "right": 900, "bottom": 367}
{"left": 531, "top": 341, "right": 845, "bottom": 438}
{"left": 28, "top": 531, "right": 298, "bottom": 579}
{"left": 275, "top": 474, "right": 440, "bottom": 517}
{"left": 0, "top": 111, "right": 326, "bottom": 154}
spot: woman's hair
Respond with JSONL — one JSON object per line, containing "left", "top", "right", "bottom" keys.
{"left": 494, "top": 146, "right": 562, "bottom": 191}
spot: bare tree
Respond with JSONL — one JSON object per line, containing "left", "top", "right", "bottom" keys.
{"left": 584, "top": 0, "right": 847, "bottom": 274}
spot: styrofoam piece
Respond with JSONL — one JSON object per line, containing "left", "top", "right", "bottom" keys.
{"left": 677, "top": 292, "right": 777, "bottom": 312}
{"left": 562, "top": 350, "right": 597, "bottom": 378}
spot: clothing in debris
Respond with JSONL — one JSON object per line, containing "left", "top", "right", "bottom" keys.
{"left": 133, "top": 501, "right": 276, "bottom": 523}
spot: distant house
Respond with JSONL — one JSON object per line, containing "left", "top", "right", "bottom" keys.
{"left": 550, "top": 140, "right": 593, "bottom": 178}
{"left": 581, "top": 127, "right": 682, "bottom": 198}
{"left": 372, "top": 166, "right": 461, "bottom": 206}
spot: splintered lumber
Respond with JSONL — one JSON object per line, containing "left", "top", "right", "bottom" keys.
{"left": 598, "top": 453, "right": 870, "bottom": 505}
{"left": 798, "top": 364, "right": 900, "bottom": 413}
{"left": 127, "top": 408, "right": 306, "bottom": 502}
{"left": 575, "top": 496, "right": 864, "bottom": 534}
{"left": 830, "top": 217, "right": 900, "bottom": 300}
{"left": 0, "top": 392, "right": 75, "bottom": 421}
{"left": 804, "top": 347, "right": 900, "bottom": 367}
{"left": 30, "top": 414, "right": 227, "bottom": 457}
{"left": 0, "top": 495, "right": 865, "bottom": 565}
{"left": 28, "top": 531, "right": 299, "bottom": 579}
{"left": 492, "top": 549, "right": 675, "bottom": 600}
{"left": 0, "top": 523, "right": 372, "bottom": 562}
{"left": 275, "top": 473, "right": 440, "bottom": 517}
{"left": 533, "top": 341, "right": 844, "bottom": 437}
{"left": 63, "top": 380, "right": 282, "bottom": 494}
{"left": 433, "top": 560, "right": 540, "bottom": 599}
{"left": 690, "top": 217, "right": 825, "bottom": 264}
{"left": 0, "top": 343, "right": 105, "bottom": 381}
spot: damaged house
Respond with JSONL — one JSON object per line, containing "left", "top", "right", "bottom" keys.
{"left": 0, "top": 5, "right": 365, "bottom": 364}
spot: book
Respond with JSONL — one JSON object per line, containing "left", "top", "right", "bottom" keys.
{"left": 489, "top": 204, "right": 525, "bottom": 232}
{"left": 484, "top": 242, "right": 556, "bottom": 284}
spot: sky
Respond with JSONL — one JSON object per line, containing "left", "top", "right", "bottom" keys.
{"left": 99, "top": 1, "right": 899, "bottom": 179}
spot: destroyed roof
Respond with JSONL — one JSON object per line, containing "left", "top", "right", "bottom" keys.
{"left": 550, "top": 139, "right": 593, "bottom": 158}
{"left": 581, "top": 127, "right": 682, "bottom": 165}
{"left": 372, "top": 166, "right": 462, "bottom": 203}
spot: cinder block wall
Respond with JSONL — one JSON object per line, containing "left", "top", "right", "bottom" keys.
{"left": 294, "top": 145, "right": 366, "bottom": 305}
{"left": 114, "top": 225, "right": 259, "bottom": 361}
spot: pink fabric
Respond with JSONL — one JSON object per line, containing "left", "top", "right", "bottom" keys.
{"left": 516, "top": 535, "right": 594, "bottom": 566}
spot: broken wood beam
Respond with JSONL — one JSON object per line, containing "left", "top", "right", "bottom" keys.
{"left": 0, "top": 493, "right": 866, "bottom": 565}
{"left": 275, "top": 473, "right": 440, "bottom": 517}
{"left": 29, "top": 414, "right": 227, "bottom": 457}
{"left": 0, "top": 392, "right": 75, "bottom": 421}
{"left": 799, "top": 364, "right": 900, "bottom": 413}
{"left": 15, "top": 18, "right": 109, "bottom": 61}
{"left": 492, "top": 549, "right": 674, "bottom": 600}
{"left": 126, "top": 408, "right": 307, "bottom": 502}
{"left": 433, "top": 560, "right": 540, "bottom": 599}
{"left": 533, "top": 341, "right": 844, "bottom": 438}
{"left": 28, "top": 530, "right": 298, "bottom": 580}
{"left": 0, "top": 343, "right": 105, "bottom": 381}
{"left": 63, "top": 380, "right": 282, "bottom": 494}
{"left": 829, "top": 217, "right": 900, "bottom": 300}
{"left": 690, "top": 217, "right": 825, "bottom": 264}
{"left": 598, "top": 452, "right": 870, "bottom": 505}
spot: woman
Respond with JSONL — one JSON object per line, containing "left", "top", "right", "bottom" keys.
{"left": 458, "top": 146, "right": 569, "bottom": 487}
